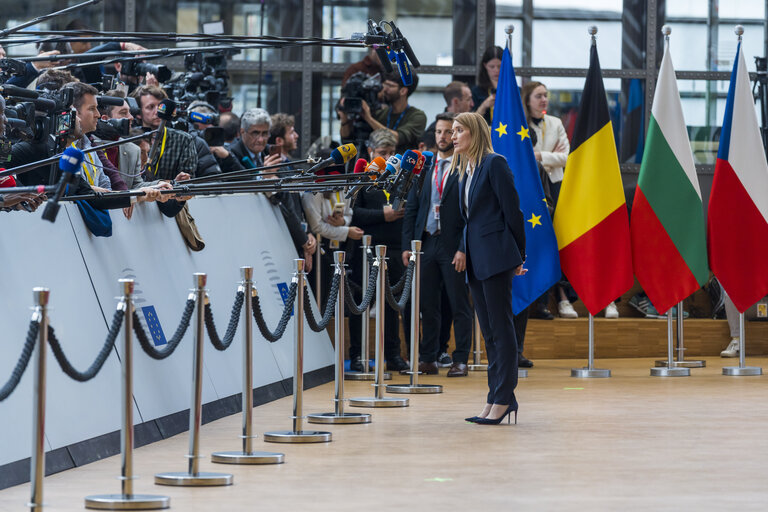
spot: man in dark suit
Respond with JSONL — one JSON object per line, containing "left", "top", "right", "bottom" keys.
{"left": 402, "top": 112, "right": 473, "bottom": 377}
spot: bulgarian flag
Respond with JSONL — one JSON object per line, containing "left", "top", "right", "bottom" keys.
{"left": 631, "top": 42, "right": 709, "bottom": 315}
{"left": 708, "top": 39, "right": 768, "bottom": 313}
{"left": 553, "top": 40, "right": 634, "bottom": 315}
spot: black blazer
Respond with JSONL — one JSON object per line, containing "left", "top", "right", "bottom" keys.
{"left": 402, "top": 162, "right": 465, "bottom": 255}
{"left": 459, "top": 153, "right": 526, "bottom": 281}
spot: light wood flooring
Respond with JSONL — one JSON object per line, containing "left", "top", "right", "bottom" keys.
{"left": 2, "top": 357, "right": 768, "bottom": 511}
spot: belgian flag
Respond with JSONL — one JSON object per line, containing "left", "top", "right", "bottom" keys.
{"left": 552, "top": 39, "right": 633, "bottom": 315}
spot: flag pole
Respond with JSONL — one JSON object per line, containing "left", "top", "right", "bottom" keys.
{"left": 570, "top": 25, "right": 611, "bottom": 380}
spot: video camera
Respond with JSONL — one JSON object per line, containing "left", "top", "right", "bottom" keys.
{"left": 339, "top": 71, "right": 382, "bottom": 143}
{"left": 164, "top": 52, "right": 235, "bottom": 112}
{"left": 2, "top": 86, "right": 76, "bottom": 147}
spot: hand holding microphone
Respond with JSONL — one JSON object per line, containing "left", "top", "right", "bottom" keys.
{"left": 41, "top": 146, "right": 84, "bottom": 222}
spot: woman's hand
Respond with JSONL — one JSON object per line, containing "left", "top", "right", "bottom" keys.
{"left": 514, "top": 264, "right": 528, "bottom": 276}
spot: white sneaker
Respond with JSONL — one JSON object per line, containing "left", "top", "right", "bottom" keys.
{"left": 605, "top": 301, "right": 619, "bottom": 319}
{"left": 720, "top": 338, "right": 739, "bottom": 358}
{"left": 558, "top": 300, "right": 578, "bottom": 319}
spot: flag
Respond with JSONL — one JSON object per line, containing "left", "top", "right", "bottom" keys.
{"left": 491, "top": 48, "right": 561, "bottom": 314}
{"left": 630, "top": 42, "right": 709, "bottom": 315}
{"left": 708, "top": 40, "right": 768, "bottom": 312}
{"left": 141, "top": 306, "right": 167, "bottom": 346}
{"left": 552, "top": 40, "right": 633, "bottom": 315}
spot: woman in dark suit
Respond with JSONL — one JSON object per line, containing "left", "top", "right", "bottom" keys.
{"left": 452, "top": 112, "right": 526, "bottom": 425}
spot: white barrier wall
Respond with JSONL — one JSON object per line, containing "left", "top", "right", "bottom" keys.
{"left": 0, "top": 194, "right": 334, "bottom": 467}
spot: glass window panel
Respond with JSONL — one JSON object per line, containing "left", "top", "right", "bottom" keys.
{"left": 396, "top": 17, "right": 453, "bottom": 66}
{"left": 718, "top": 24, "right": 764, "bottom": 73}
{"left": 534, "top": 0, "right": 621, "bottom": 10}
{"left": 666, "top": 0, "right": 708, "bottom": 18}
{"left": 532, "top": 20, "right": 621, "bottom": 69}
{"left": 720, "top": 0, "right": 765, "bottom": 19}
{"left": 321, "top": 5, "right": 369, "bottom": 64}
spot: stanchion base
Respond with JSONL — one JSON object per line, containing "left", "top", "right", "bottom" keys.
{"left": 306, "top": 412, "right": 372, "bottom": 424}
{"left": 385, "top": 383, "right": 443, "bottom": 394}
{"left": 722, "top": 366, "right": 763, "bottom": 376}
{"left": 344, "top": 371, "right": 392, "bottom": 381}
{"left": 571, "top": 367, "right": 611, "bottom": 378}
{"left": 263, "top": 430, "right": 332, "bottom": 443}
{"left": 211, "top": 451, "right": 285, "bottom": 464}
{"left": 347, "top": 396, "right": 409, "bottom": 407}
{"left": 655, "top": 359, "right": 706, "bottom": 368}
{"left": 154, "top": 471, "right": 233, "bottom": 487}
{"left": 518, "top": 369, "right": 528, "bottom": 379}
{"left": 650, "top": 367, "right": 690, "bottom": 377}
{"left": 85, "top": 494, "right": 170, "bottom": 510}
{"left": 468, "top": 364, "right": 487, "bottom": 371}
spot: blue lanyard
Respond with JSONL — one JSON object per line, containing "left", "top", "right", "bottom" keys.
{"left": 386, "top": 106, "right": 409, "bottom": 130}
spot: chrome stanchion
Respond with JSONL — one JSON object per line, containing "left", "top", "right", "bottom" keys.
{"left": 656, "top": 301, "right": 705, "bottom": 368}
{"left": 346, "top": 235, "right": 391, "bottom": 381}
{"left": 388, "top": 240, "right": 442, "bottom": 394}
{"left": 212, "top": 267, "right": 285, "bottom": 464}
{"left": 315, "top": 235, "right": 322, "bottom": 305}
{"left": 349, "top": 245, "right": 409, "bottom": 407}
{"left": 264, "top": 260, "right": 332, "bottom": 442}
{"left": 28, "top": 288, "right": 48, "bottom": 511}
{"left": 651, "top": 308, "right": 690, "bottom": 377}
{"left": 86, "top": 280, "right": 170, "bottom": 509}
{"left": 723, "top": 313, "right": 762, "bottom": 376}
{"left": 155, "top": 273, "right": 233, "bottom": 486}
{"left": 468, "top": 313, "right": 487, "bottom": 371}
{"left": 571, "top": 314, "right": 611, "bottom": 378}
{"left": 308, "top": 252, "right": 371, "bottom": 424}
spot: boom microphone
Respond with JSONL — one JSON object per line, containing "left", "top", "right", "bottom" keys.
{"left": 395, "top": 53, "right": 413, "bottom": 87}
{"left": 189, "top": 111, "right": 219, "bottom": 126}
{"left": 41, "top": 147, "right": 85, "bottom": 223}
{"left": 305, "top": 143, "right": 357, "bottom": 174}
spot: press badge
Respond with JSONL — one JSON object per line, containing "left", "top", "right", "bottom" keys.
{"left": 433, "top": 205, "right": 440, "bottom": 220}
{"left": 758, "top": 300, "right": 768, "bottom": 318}
{"left": 330, "top": 239, "right": 340, "bottom": 249}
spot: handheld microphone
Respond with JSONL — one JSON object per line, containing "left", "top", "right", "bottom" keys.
{"left": 306, "top": 143, "right": 357, "bottom": 174}
{"left": 344, "top": 158, "right": 370, "bottom": 199}
{"left": 392, "top": 150, "right": 422, "bottom": 209}
{"left": 0, "top": 174, "right": 17, "bottom": 188}
{"left": 41, "top": 147, "right": 84, "bottom": 223}
{"left": 189, "top": 111, "right": 219, "bottom": 126}
{"left": 241, "top": 155, "right": 257, "bottom": 170}
{"left": 417, "top": 150, "right": 434, "bottom": 194}
{"left": 145, "top": 98, "right": 177, "bottom": 171}
{"left": 386, "top": 150, "right": 417, "bottom": 193}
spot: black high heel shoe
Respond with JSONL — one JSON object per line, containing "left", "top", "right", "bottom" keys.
{"left": 465, "top": 416, "right": 480, "bottom": 423}
{"left": 473, "top": 405, "right": 518, "bottom": 425}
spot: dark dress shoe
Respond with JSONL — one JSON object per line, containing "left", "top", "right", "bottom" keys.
{"left": 349, "top": 358, "right": 372, "bottom": 373}
{"left": 417, "top": 361, "right": 439, "bottom": 375}
{"left": 518, "top": 355, "right": 534, "bottom": 368}
{"left": 447, "top": 362, "right": 468, "bottom": 377}
{"left": 386, "top": 356, "right": 410, "bottom": 372}
{"left": 531, "top": 304, "right": 554, "bottom": 320}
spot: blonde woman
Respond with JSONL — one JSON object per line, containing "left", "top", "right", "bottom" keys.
{"left": 453, "top": 112, "right": 526, "bottom": 425}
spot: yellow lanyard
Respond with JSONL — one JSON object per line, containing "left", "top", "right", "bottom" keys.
{"left": 149, "top": 127, "right": 168, "bottom": 176}
{"left": 72, "top": 142, "right": 98, "bottom": 186}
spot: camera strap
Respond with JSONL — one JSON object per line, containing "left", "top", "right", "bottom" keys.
{"left": 71, "top": 142, "right": 98, "bottom": 186}
{"left": 148, "top": 127, "right": 168, "bottom": 176}
{"left": 386, "top": 105, "right": 409, "bottom": 131}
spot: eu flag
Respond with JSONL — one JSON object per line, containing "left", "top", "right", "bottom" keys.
{"left": 491, "top": 47, "right": 561, "bottom": 314}
{"left": 141, "top": 305, "right": 168, "bottom": 346}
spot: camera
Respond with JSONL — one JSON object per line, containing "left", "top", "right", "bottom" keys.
{"left": 164, "top": 52, "right": 235, "bottom": 111}
{"left": 94, "top": 118, "right": 131, "bottom": 140}
{"left": 339, "top": 71, "right": 382, "bottom": 143}
{"left": 2, "top": 87, "right": 76, "bottom": 147}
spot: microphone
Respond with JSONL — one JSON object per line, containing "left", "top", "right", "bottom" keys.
{"left": 305, "top": 143, "right": 357, "bottom": 174}
{"left": 189, "top": 111, "right": 219, "bottom": 126}
{"left": 395, "top": 53, "right": 413, "bottom": 87}
{"left": 241, "top": 155, "right": 257, "bottom": 170}
{"left": 386, "top": 150, "right": 416, "bottom": 194}
{"left": 416, "top": 150, "right": 434, "bottom": 194}
{"left": 344, "top": 158, "right": 370, "bottom": 199}
{"left": 41, "top": 147, "right": 85, "bottom": 223}
{"left": 0, "top": 174, "right": 17, "bottom": 188}
{"left": 392, "top": 151, "right": 423, "bottom": 210}
{"left": 96, "top": 96, "right": 125, "bottom": 108}
{"left": 0, "top": 84, "right": 39, "bottom": 99}
{"left": 145, "top": 98, "right": 177, "bottom": 171}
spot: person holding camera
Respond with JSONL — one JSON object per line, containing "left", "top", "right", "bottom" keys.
{"left": 339, "top": 71, "right": 426, "bottom": 156}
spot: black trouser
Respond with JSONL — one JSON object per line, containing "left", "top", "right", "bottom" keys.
{"left": 514, "top": 308, "right": 529, "bottom": 355}
{"left": 419, "top": 233, "right": 473, "bottom": 364}
{"left": 468, "top": 268, "right": 518, "bottom": 407}
{"left": 348, "top": 246, "right": 407, "bottom": 361}
{"left": 439, "top": 286, "right": 452, "bottom": 354}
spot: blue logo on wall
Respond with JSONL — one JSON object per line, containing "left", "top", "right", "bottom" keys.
{"left": 142, "top": 306, "right": 167, "bottom": 346}
{"left": 276, "top": 282, "right": 294, "bottom": 316}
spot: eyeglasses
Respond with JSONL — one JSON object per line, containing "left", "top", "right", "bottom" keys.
{"left": 246, "top": 130, "right": 270, "bottom": 138}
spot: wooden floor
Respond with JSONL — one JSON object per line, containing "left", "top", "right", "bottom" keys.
{"left": 3, "top": 357, "right": 768, "bottom": 511}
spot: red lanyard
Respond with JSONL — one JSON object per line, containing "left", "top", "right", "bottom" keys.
{"left": 434, "top": 161, "right": 450, "bottom": 199}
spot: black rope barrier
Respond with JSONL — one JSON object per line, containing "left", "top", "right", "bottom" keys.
{"left": 303, "top": 271, "right": 340, "bottom": 332}
{"left": 204, "top": 290, "right": 245, "bottom": 351}
{"left": 134, "top": 298, "right": 196, "bottom": 360}
{"left": 252, "top": 282, "right": 298, "bottom": 342}
{"left": 0, "top": 320, "right": 39, "bottom": 401}
{"left": 384, "top": 259, "right": 415, "bottom": 312}
{"left": 47, "top": 308, "right": 125, "bottom": 383}
{"left": 390, "top": 261, "right": 410, "bottom": 296}
{"left": 344, "top": 263, "right": 380, "bottom": 315}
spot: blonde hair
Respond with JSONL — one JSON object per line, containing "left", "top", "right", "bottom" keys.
{"left": 449, "top": 112, "right": 493, "bottom": 177}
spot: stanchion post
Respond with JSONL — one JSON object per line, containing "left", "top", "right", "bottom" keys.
{"left": 315, "top": 235, "right": 322, "bottom": 305}
{"left": 85, "top": 280, "right": 170, "bottom": 509}
{"left": 651, "top": 308, "right": 689, "bottom": 377}
{"left": 212, "top": 267, "right": 284, "bottom": 464}
{"left": 308, "top": 252, "right": 371, "bottom": 424}
{"left": 387, "top": 240, "right": 442, "bottom": 394}
{"left": 723, "top": 312, "right": 762, "bottom": 376}
{"left": 155, "top": 273, "right": 233, "bottom": 486}
{"left": 265, "top": 260, "right": 332, "bottom": 442}
{"left": 29, "top": 288, "right": 49, "bottom": 511}
{"left": 349, "top": 246, "right": 409, "bottom": 407}
{"left": 571, "top": 313, "right": 611, "bottom": 378}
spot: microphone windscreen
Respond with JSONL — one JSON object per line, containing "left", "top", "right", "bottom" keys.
{"left": 353, "top": 158, "right": 368, "bottom": 174}
{"left": 189, "top": 111, "right": 216, "bottom": 125}
{"left": 368, "top": 156, "right": 387, "bottom": 173}
{"left": 157, "top": 99, "right": 177, "bottom": 121}
{"left": 96, "top": 95, "right": 125, "bottom": 108}
{"left": 395, "top": 53, "right": 413, "bottom": 87}
{"left": 413, "top": 154, "right": 426, "bottom": 175}
{"left": 331, "top": 143, "right": 357, "bottom": 164}
{"left": 421, "top": 151, "right": 434, "bottom": 171}
{"left": 400, "top": 150, "right": 419, "bottom": 172}
{"left": 386, "top": 154, "right": 402, "bottom": 172}
{"left": 32, "top": 97, "right": 57, "bottom": 113}
{"left": 60, "top": 147, "right": 85, "bottom": 174}
{"left": 0, "top": 174, "right": 17, "bottom": 188}
{"left": 0, "top": 84, "right": 39, "bottom": 99}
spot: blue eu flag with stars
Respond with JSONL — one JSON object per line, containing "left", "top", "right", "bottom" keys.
{"left": 141, "top": 306, "right": 167, "bottom": 346}
{"left": 491, "top": 47, "right": 561, "bottom": 314}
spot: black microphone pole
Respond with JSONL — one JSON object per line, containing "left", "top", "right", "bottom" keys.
{"left": 0, "top": 0, "right": 102, "bottom": 38}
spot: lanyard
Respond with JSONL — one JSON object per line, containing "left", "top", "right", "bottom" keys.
{"left": 71, "top": 142, "right": 98, "bottom": 186}
{"left": 434, "top": 161, "right": 450, "bottom": 200}
{"left": 386, "top": 106, "right": 409, "bottom": 130}
{"left": 149, "top": 127, "right": 168, "bottom": 176}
